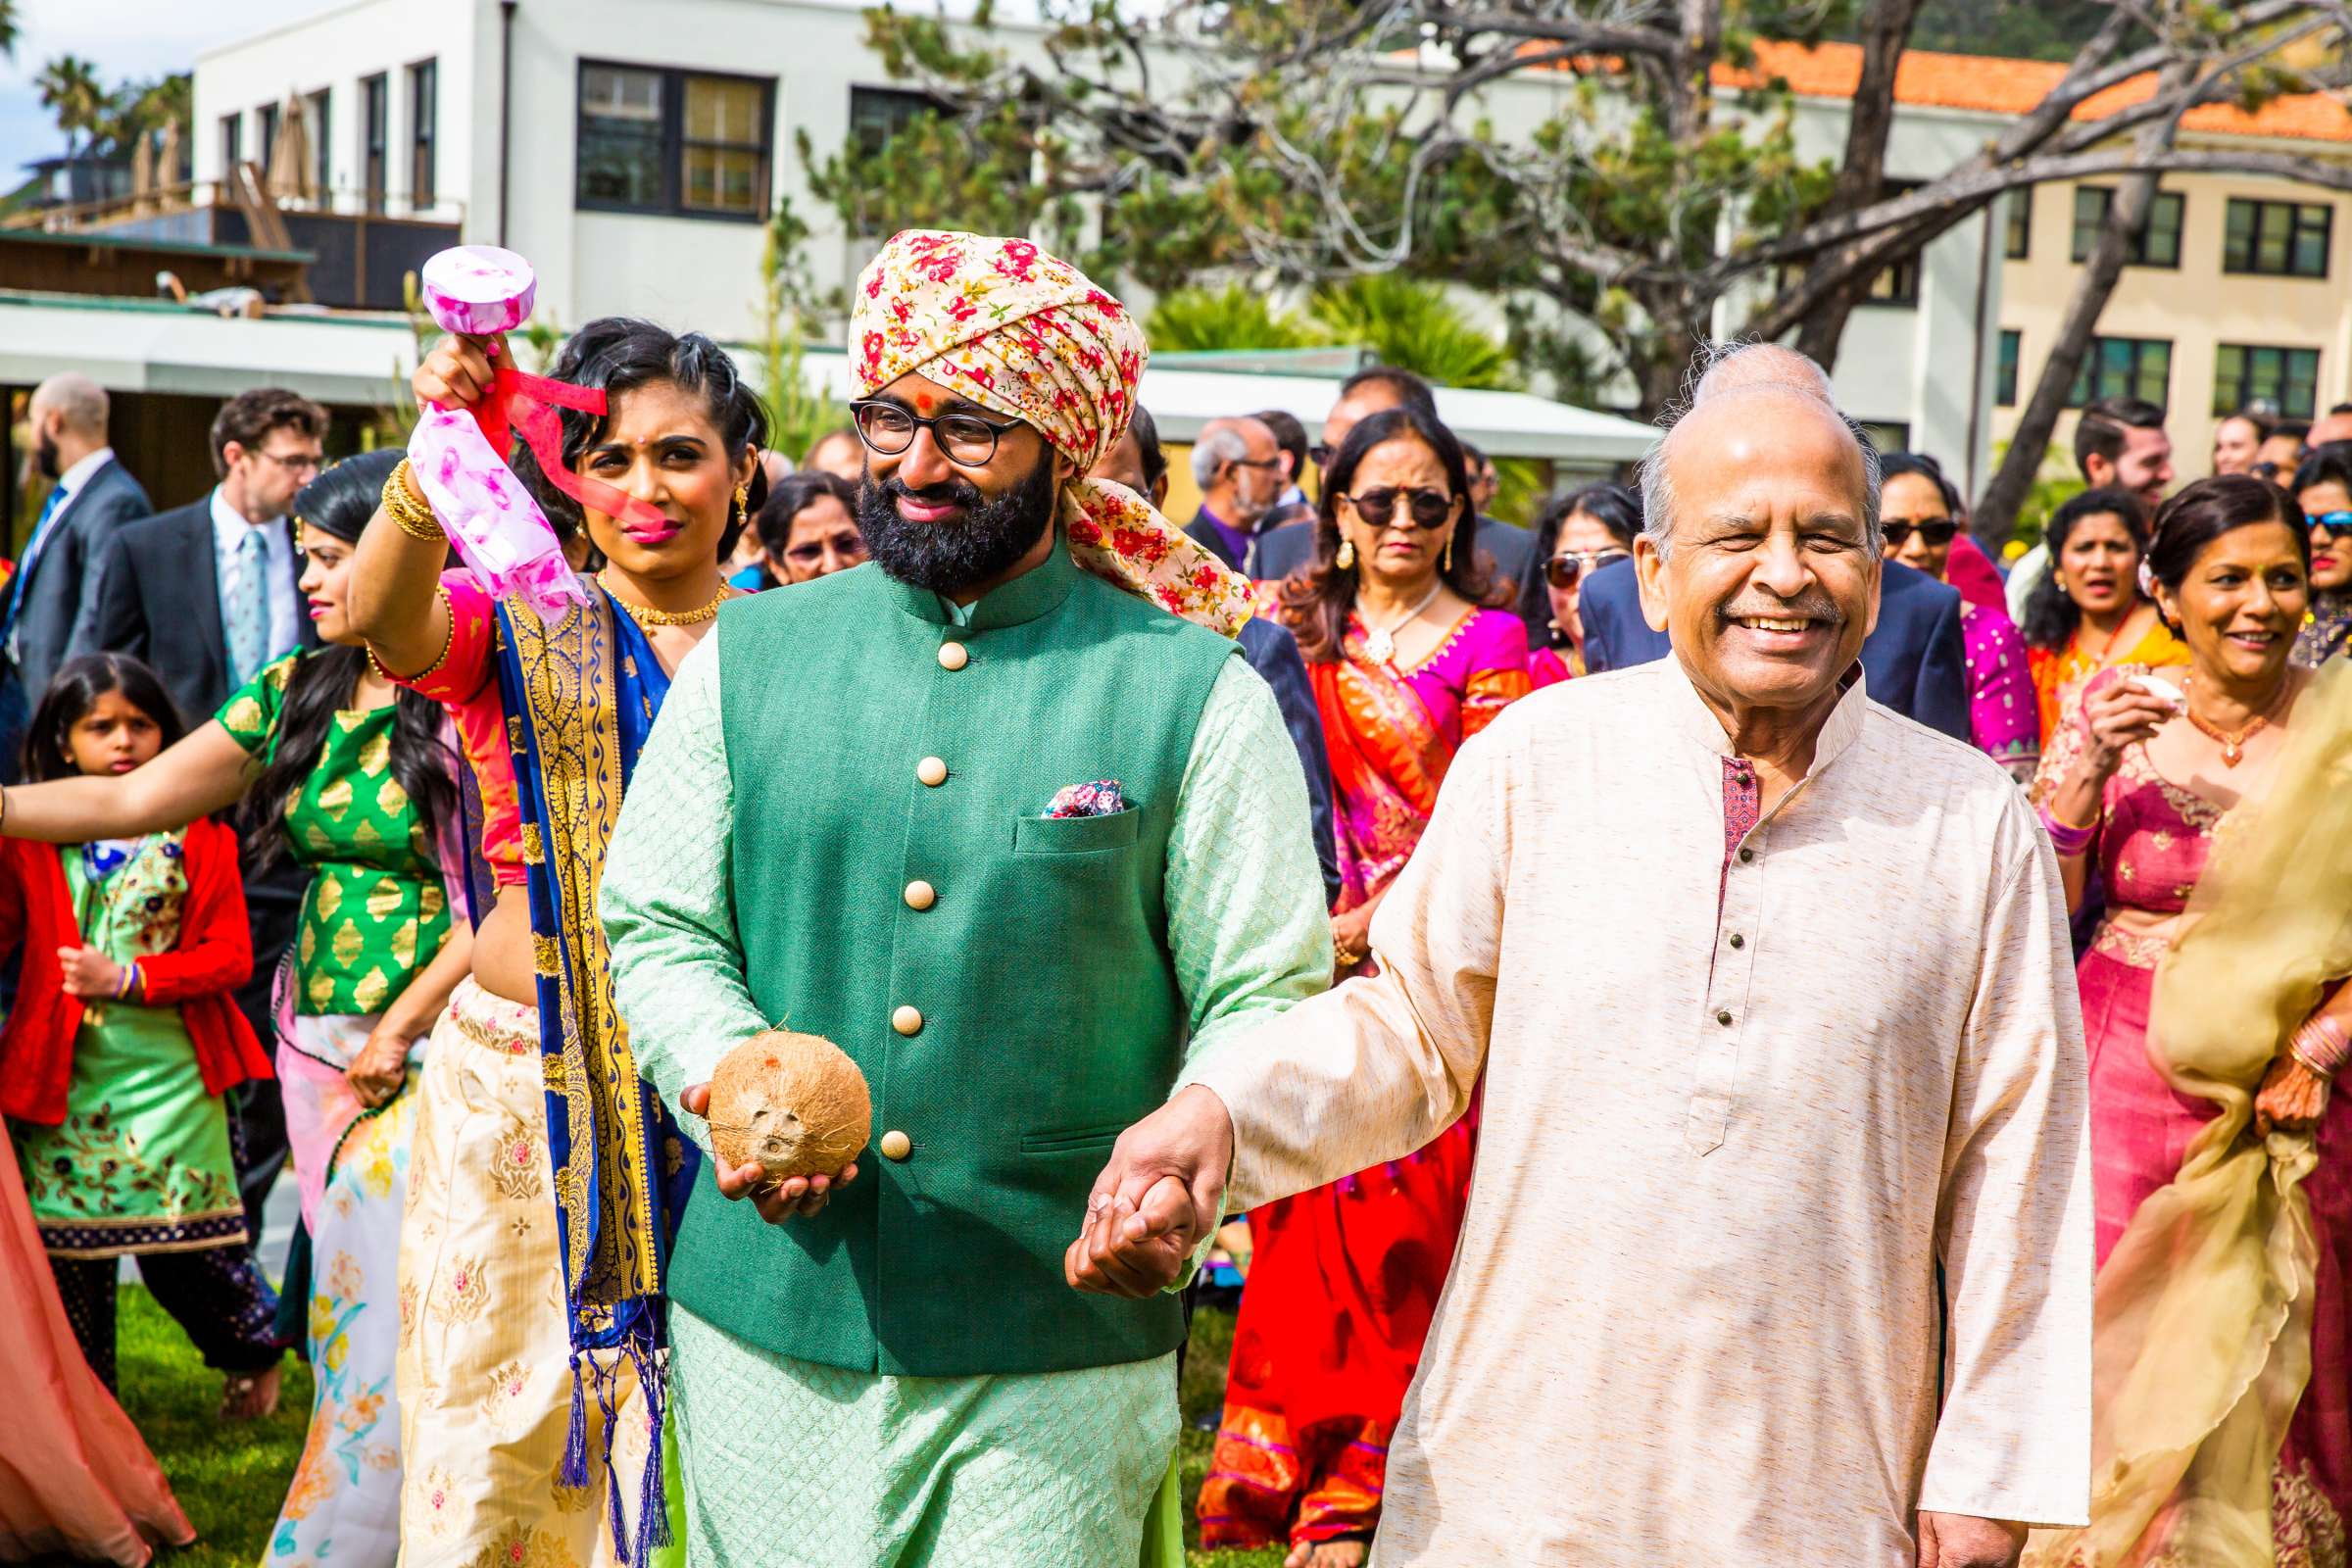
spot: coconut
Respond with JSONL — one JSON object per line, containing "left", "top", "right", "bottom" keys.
{"left": 704, "top": 1030, "right": 871, "bottom": 1180}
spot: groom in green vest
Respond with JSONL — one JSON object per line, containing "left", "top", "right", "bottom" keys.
{"left": 602, "top": 229, "right": 1331, "bottom": 1567}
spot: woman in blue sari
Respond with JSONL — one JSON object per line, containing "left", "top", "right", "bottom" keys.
{"left": 349, "top": 318, "right": 768, "bottom": 1568}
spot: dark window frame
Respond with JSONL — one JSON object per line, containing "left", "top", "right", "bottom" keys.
{"left": 2005, "top": 193, "right": 2030, "bottom": 261}
{"left": 257, "top": 103, "right": 280, "bottom": 175}
{"left": 1996, "top": 328, "right": 2021, "bottom": 408}
{"left": 2222, "top": 197, "right": 2331, "bottom": 279}
{"left": 573, "top": 59, "right": 775, "bottom": 223}
{"left": 308, "top": 87, "right": 331, "bottom": 199}
{"left": 220, "top": 113, "right": 243, "bottom": 176}
{"left": 2065, "top": 335, "right": 2172, "bottom": 410}
{"left": 362, "top": 74, "right": 388, "bottom": 214}
{"left": 2070, "top": 185, "right": 2185, "bottom": 270}
{"left": 2212, "top": 342, "right": 2322, "bottom": 419}
{"left": 409, "top": 58, "right": 438, "bottom": 210}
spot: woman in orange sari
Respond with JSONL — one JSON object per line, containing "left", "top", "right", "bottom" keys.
{"left": 2021, "top": 486, "right": 2188, "bottom": 743}
{"left": 1202, "top": 407, "right": 1528, "bottom": 1568}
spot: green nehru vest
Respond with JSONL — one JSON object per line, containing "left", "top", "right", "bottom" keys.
{"left": 666, "top": 542, "right": 1237, "bottom": 1376}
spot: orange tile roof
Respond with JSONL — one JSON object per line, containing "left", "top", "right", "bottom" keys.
{"left": 1712, "top": 39, "right": 2352, "bottom": 144}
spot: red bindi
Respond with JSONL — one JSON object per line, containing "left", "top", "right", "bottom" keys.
{"left": 914, "top": 393, "right": 936, "bottom": 413}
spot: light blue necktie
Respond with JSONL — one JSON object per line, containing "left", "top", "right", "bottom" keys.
{"left": 3, "top": 484, "right": 69, "bottom": 658}
{"left": 224, "top": 528, "right": 270, "bottom": 688}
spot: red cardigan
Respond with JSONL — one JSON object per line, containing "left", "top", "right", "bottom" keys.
{"left": 0, "top": 818, "right": 270, "bottom": 1126}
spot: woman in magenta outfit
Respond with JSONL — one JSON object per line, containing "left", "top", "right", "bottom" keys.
{"left": 1210, "top": 408, "right": 1523, "bottom": 1568}
{"left": 1880, "top": 453, "right": 2038, "bottom": 781}
{"left": 1516, "top": 482, "right": 1638, "bottom": 689}
{"left": 2028, "top": 474, "right": 2352, "bottom": 1562}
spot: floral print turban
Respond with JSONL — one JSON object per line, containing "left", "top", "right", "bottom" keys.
{"left": 851, "top": 228, "right": 1250, "bottom": 635}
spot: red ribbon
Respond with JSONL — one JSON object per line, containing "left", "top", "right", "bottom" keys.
{"left": 451, "top": 363, "right": 668, "bottom": 529}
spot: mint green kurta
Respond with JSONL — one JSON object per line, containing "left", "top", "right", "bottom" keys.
{"left": 603, "top": 586, "right": 1331, "bottom": 1566}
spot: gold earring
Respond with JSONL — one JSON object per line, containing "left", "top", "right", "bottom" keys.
{"left": 733, "top": 481, "right": 750, "bottom": 523}
{"left": 1336, "top": 537, "right": 1355, "bottom": 570}
{"left": 1443, "top": 527, "right": 1454, "bottom": 573}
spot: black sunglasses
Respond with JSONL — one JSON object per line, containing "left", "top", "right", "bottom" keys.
{"left": 850, "top": 399, "right": 1026, "bottom": 466}
{"left": 1882, "top": 518, "right": 1959, "bottom": 548}
{"left": 1544, "top": 548, "right": 1630, "bottom": 590}
{"left": 1340, "top": 486, "right": 1455, "bottom": 530}
{"left": 1308, "top": 443, "right": 1334, "bottom": 469}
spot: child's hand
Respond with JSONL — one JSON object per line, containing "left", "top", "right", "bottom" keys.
{"left": 57, "top": 946, "right": 125, "bottom": 1000}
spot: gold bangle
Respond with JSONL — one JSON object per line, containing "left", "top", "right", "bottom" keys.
{"left": 365, "top": 581, "right": 458, "bottom": 686}
{"left": 2045, "top": 801, "right": 2100, "bottom": 834}
{"left": 2290, "top": 1040, "right": 2339, "bottom": 1083}
{"left": 382, "top": 459, "right": 445, "bottom": 544}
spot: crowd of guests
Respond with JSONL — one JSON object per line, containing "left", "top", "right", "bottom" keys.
{"left": 0, "top": 228, "right": 2348, "bottom": 1568}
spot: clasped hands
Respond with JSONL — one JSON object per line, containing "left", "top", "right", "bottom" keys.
{"left": 682, "top": 1074, "right": 1236, "bottom": 1299}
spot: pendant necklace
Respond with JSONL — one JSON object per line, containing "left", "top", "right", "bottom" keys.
{"left": 1359, "top": 582, "right": 1446, "bottom": 667}
{"left": 2181, "top": 672, "right": 2283, "bottom": 767}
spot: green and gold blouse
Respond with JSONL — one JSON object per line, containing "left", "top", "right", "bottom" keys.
{"left": 216, "top": 654, "right": 451, "bottom": 1015}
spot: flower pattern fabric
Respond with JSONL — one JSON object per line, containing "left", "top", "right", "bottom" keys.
{"left": 851, "top": 228, "right": 1250, "bottom": 636}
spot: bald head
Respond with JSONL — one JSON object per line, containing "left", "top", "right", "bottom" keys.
{"left": 1193, "top": 416, "right": 1280, "bottom": 526}
{"left": 1690, "top": 343, "right": 1835, "bottom": 409}
{"left": 31, "top": 373, "right": 108, "bottom": 438}
{"left": 1642, "top": 382, "right": 1881, "bottom": 560}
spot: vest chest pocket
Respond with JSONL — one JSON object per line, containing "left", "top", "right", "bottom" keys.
{"left": 1013, "top": 808, "right": 1141, "bottom": 855}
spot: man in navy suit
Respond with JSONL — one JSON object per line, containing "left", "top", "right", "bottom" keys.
{"left": 1580, "top": 343, "right": 1970, "bottom": 741}
{"left": 0, "top": 374, "right": 152, "bottom": 775}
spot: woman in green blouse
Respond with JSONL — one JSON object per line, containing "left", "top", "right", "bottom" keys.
{"left": 0, "top": 450, "right": 471, "bottom": 1568}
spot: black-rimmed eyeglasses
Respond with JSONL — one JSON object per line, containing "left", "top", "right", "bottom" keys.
{"left": 851, "top": 399, "right": 1027, "bottom": 467}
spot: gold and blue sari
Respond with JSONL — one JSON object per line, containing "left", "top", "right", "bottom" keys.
{"left": 493, "top": 584, "right": 700, "bottom": 1567}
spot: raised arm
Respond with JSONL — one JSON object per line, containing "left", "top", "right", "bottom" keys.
{"left": 1, "top": 721, "right": 253, "bottom": 845}
{"left": 348, "top": 333, "right": 502, "bottom": 674}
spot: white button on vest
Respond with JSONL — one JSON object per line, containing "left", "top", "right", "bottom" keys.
{"left": 892, "top": 1005, "right": 923, "bottom": 1037}
{"left": 905, "top": 880, "right": 936, "bottom": 910}
{"left": 916, "top": 756, "right": 949, "bottom": 787}
{"left": 937, "top": 641, "right": 969, "bottom": 671}
{"left": 878, "top": 1129, "right": 912, "bottom": 1161}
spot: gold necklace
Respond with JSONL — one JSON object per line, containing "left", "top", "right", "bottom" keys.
{"left": 2181, "top": 672, "right": 2286, "bottom": 767}
{"left": 599, "top": 571, "right": 730, "bottom": 627}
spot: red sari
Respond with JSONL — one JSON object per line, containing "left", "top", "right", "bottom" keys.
{"left": 1200, "top": 602, "right": 1526, "bottom": 1554}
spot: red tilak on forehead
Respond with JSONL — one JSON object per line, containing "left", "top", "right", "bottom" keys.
{"left": 915, "top": 392, "right": 937, "bottom": 413}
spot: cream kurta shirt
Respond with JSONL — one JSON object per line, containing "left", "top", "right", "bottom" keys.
{"left": 1186, "top": 657, "right": 2093, "bottom": 1563}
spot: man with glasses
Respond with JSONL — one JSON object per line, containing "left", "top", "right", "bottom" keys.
{"left": 84, "top": 385, "right": 327, "bottom": 1238}
{"left": 2291, "top": 442, "right": 2352, "bottom": 666}
{"left": 603, "top": 228, "right": 1326, "bottom": 1568}
{"left": 1182, "top": 416, "right": 1288, "bottom": 574}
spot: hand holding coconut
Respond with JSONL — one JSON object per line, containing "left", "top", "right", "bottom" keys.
{"left": 683, "top": 1030, "right": 871, "bottom": 1223}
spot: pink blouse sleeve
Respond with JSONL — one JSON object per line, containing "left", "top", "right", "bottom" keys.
{"left": 1459, "top": 610, "right": 1533, "bottom": 739}
{"left": 384, "top": 568, "right": 499, "bottom": 706}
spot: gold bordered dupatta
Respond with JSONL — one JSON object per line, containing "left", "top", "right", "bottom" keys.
{"left": 493, "top": 582, "right": 693, "bottom": 1566}
{"left": 2026, "top": 659, "right": 2352, "bottom": 1567}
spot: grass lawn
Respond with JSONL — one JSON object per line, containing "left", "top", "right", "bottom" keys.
{"left": 108, "top": 1285, "right": 1284, "bottom": 1568}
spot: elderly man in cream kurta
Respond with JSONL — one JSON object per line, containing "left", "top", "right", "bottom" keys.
{"left": 1070, "top": 353, "right": 2094, "bottom": 1566}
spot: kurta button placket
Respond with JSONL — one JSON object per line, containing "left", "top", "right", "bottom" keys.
{"left": 937, "top": 641, "right": 969, "bottom": 671}
{"left": 1727, "top": 933, "right": 1745, "bottom": 949}
{"left": 1693, "top": 756, "right": 1765, "bottom": 1156}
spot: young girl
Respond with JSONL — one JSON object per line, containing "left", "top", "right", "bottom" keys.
{"left": 0, "top": 451, "right": 474, "bottom": 1568}
{"left": 0, "top": 654, "right": 282, "bottom": 1416}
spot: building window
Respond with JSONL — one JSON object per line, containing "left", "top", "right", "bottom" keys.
{"left": 220, "top": 113, "right": 243, "bottom": 175}
{"left": 850, "top": 85, "right": 948, "bottom": 157}
{"left": 2070, "top": 186, "right": 2183, "bottom": 268}
{"left": 2223, "top": 198, "right": 2331, "bottom": 278}
{"left": 409, "top": 59, "right": 438, "bottom": 209}
{"left": 2067, "top": 336, "right": 2171, "bottom": 409}
{"left": 576, "top": 62, "right": 773, "bottom": 220}
{"left": 1996, "top": 329, "right": 2021, "bottom": 407}
{"left": 1859, "top": 420, "right": 1911, "bottom": 453}
{"left": 2005, "top": 193, "right": 2030, "bottom": 260}
{"left": 257, "top": 103, "right": 280, "bottom": 175}
{"left": 2213, "top": 344, "right": 2321, "bottom": 419}
{"left": 363, "top": 74, "right": 388, "bottom": 213}
{"left": 308, "top": 88, "right": 331, "bottom": 199}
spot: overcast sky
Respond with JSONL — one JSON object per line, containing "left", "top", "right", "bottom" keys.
{"left": 1, "top": 0, "right": 325, "bottom": 179}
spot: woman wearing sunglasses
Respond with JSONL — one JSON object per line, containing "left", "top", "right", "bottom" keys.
{"left": 1203, "top": 407, "right": 1526, "bottom": 1568}
{"left": 1517, "top": 482, "right": 1639, "bottom": 687}
{"left": 2022, "top": 486, "right": 2187, "bottom": 746}
{"left": 2292, "top": 445, "right": 2352, "bottom": 666}
{"left": 1877, "top": 454, "right": 2039, "bottom": 781}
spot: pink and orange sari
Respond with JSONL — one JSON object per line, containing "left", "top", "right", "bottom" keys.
{"left": 1200, "top": 603, "right": 1527, "bottom": 1557}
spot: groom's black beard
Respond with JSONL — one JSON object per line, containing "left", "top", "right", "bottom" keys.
{"left": 858, "top": 454, "right": 1059, "bottom": 594}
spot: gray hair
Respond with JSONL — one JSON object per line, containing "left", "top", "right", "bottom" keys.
{"left": 1637, "top": 342, "right": 1881, "bottom": 561}
{"left": 30, "top": 372, "right": 108, "bottom": 436}
{"left": 1190, "top": 424, "right": 1251, "bottom": 488}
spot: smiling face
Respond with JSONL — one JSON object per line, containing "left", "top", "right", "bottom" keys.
{"left": 2212, "top": 416, "right": 2266, "bottom": 477}
{"left": 1336, "top": 434, "right": 1462, "bottom": 596}
{"left": 2298, "top": 478, "right": 2352, "bottom": 592}
{"left": 1634, "top": 388, "right": 1879, "bottom": 717}
{"left": 1880, "top": 470, "right": 1954, "bottom": 580}
{"left": 577, "top": 378, "right": 754, "bottom": 584}
{"left": 67, "top": 689, "right": 165, "bottom": 777}
{"left": 855, "top": 368, "right": 1065, "bottom": 594}
{"left": 2153, "top": 520, "right": 2308, "bottom": 690}
{"left": 1547, "top": 511, "right": 1627, "bottom": 647}
{"left": 295, "top": 520, "right": 365, "bottom": 647}
{"left": 2056, "top": 512, "right": 2141, "bottom": 618}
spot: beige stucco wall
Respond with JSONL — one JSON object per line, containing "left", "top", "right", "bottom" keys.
{"left": 1992, "top": 150, "right": 2352, "bottom": 481}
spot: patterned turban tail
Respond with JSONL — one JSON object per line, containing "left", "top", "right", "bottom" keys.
{"left": 851, "top": 229, "right": 1251, "bottom": 636}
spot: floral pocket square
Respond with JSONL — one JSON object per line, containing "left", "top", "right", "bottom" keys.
{"left": 1045, "top": 779, "right": 1127, "bottom": 818}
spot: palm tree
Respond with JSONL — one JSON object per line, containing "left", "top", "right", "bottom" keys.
{"left": 35, "top": 56, "right": 107, "bottom": 160}
{"left": 0, "top": 1, "right": 21, "bottom": 62}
